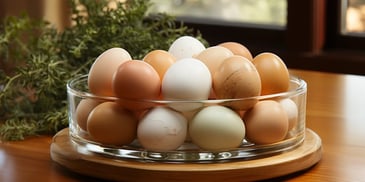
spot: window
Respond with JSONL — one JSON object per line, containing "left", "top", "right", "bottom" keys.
{"left": 2, "top": 0, "right": 365, "bottom": 75}
{"left": 344, "top": 0, "right": 365, "bottom": 33}
{"left": 149, "top": 0, "right": 287, "bottom": 27}
{"left": 151, "top": 0, "right": 365, "bottom": 75}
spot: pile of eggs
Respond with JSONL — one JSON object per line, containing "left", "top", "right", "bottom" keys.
{"left": 74, "top": 36, "right": 299, "bottom": 151}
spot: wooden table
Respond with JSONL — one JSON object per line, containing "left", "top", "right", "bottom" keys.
{"left": 1, "top": 69, "right": 365, "bottom": 181}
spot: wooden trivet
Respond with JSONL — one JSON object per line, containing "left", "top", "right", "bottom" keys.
{"left": 51, "top": 128, "right": 322, "bottom": 181}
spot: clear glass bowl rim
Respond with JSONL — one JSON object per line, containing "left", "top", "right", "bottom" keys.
{"left": 67, "top": 74, "right": 307, "bottom": 103}
{"left": 66, "top": 74, "right": 307, "bottom": 162}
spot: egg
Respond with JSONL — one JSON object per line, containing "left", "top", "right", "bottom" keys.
{"left": 87, "top": 102, "right": 138, "bottom": 146}
{"left": 213, "top": 55, "right": 261, "bottom": 110}
{"left": 278, "top": 98, "right": 298, "bottom": 131}
{"left": 75, "top": 98, "right": 101, "bottom": 131}
{"left": 243, "top": 100, "right": 289, "bottom": 144}
{"left": 162, "top": 58, "right": 211, "bottom": 111}
{"left": 189, "top": 105, "right": 245, "bottom": 151}
{"left": 143, "top": 50, "right": 176, "bottom": 80}
{"left": 137, "top": 107, "right": 188, "bottom": 151}
{"left": 195, "top": 46, "right": 233, "bottom": 79}
{"left": 88, "top": 47, "right": 132, "bottom": 96}
{"left": 168, "top": 36, "right": 206, "bottom": 60}
{"left": 112, "top": 60, "right": 161, "bottom": 100}
{"left": 218, "top": 42, "right": 253, "bottom": 61}
{"left": 252, "top": 52, "right": 290, "bottom": 95}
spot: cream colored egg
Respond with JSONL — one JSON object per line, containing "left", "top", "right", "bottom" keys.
{"left": 279, "top": 98, "right": 298, "bottom": 131}
{"left": 189, "top": 105, "right": 245, "bottom": 151}
{"left": 195, "top": 46, "right": 233, "bottom": 78}
{"left": 88, "top": 47, "right": 132, "bottom": 96}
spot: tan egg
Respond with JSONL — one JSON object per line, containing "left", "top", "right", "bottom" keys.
{"left": 252, "top": 52, "right": 290, "bottom": 95}
{"left": 195, "top": 46, "right": 233, "bottom": 79}
{"left": 213, "top": 55, "right": 261, "bottom": 110}
{"left": 88, "top": 47, "right": 132, "bottom": 96}
{"left": 218, "top": 42, "right": 253, "bottom": 61}
{"left": 75, "top": 98, "right": 101, "bottom": 131}
{"left": 87, "top": 102, "right": 138, "bottom": 146}
{"left": 143, "top": 50, "right": 176, "bottom": 80}
{"left": 243, "top": 100, "right": 289, "bottom": 144}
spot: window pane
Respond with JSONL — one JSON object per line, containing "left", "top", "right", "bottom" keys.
{"left": 149, "top": 0, "right": 287, "bottom": 27}
{"left": 344, "top": 0, "right": 365, "bottom": 33}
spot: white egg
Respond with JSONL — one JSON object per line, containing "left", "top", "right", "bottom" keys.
{"left": 162, "top": 58, "right": 212, "bottom": 111}
{"left": 168, "top": 36, "right": 206, "bottom": 60}
{"left": 137, "top": 107, "right": 188, "bottom": 151}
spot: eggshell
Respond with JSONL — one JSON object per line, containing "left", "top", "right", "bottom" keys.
{"left": 168, "top": 36, "right": 206, "bottom": 60}
{"left": 195, "top": 46, "right": 233, "bottom": 77}
{"left": 112, "top": 60, "right": 161, "bottom": 100}
{"left": 218, "top": 42, "right": 253, "bottom": 61}
{"left": 75, "top": 98, "right": 101, "bottom": 131}
{"left": 87, "top": 102, "right": 138, "bottom": 146}
{"left": 243, "top": 100, "right": 289, "bottom": 144}
{"left": 189, "top": 105, "right": 245, "bottom": 151}
{"left": 252, "top": 52, "right": 290, "bottom": 95}
{"left": 88, "top": 47, "right": 132, "bottom": 96}
{"left": 278, "top": 98, "right": 298, "bottom": 131}
{"left": 162, "top": 58, "right": 211, "bottom": 111}
{"left": 143, "top": 50, "right": 176, "bottom": 80}
{"left": 213, "top": 55, "right": 261, "bottom": 110}
{"left": 137, "top": 107, "right": 188, "bottom": 151}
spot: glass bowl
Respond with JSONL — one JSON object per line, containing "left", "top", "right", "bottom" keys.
{"left": 67, "top": 74, "right": 307, "bottom": 162}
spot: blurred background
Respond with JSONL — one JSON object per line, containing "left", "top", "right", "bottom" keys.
{"left": 1, "top": 0, "right": 365, "bottom": 33}
{"left": 1, "top": 0, "right": 365, "bottom": 74}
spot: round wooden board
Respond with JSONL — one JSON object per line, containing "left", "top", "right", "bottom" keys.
{"left": 51, "top": 128, "right": 322, "bottom": 181}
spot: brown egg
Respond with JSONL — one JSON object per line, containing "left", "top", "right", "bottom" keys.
{"left": 87, "top": 102, "right": 138, "bottom": 146}
{"left": 112, "top": 60, "right": 161, "bottom": 100}
{"left": 143, "top": 50, "right": 176, "bottom": 80}
{"left": 243, "top": 100, "right": 289, "bottom": 144}
{"left": 218, "top": 42, "right": 253, "bottom": 61}
{"left": 213, "top": 55, "right": 261, "bottom": 110}
{"left": 252, "top": 52, "right": 290, "bottom": 95}
{"left": 88, "top": 48, "right": 132, "bottom": 96}
{"left": 75, "top": 98, "right": 101, "bottom": 131}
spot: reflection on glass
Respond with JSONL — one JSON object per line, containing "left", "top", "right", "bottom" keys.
{"left": 344, "top": 0, "right": 365, "bottom": 33}
{"left": 149, "top": 0, "right": 287, "bottom": 27}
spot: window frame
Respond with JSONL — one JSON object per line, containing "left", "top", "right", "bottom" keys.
{"left": 180, "top": 0, "right": 365, "bottom": 75}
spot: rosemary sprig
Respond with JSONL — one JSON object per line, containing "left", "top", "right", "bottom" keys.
{"left": 0, "top": 0, "right": 206, "bottom": 141}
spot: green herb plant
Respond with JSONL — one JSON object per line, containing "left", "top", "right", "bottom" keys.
{"left": 0, "top": 0, "right": 205, "bottom": 141}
